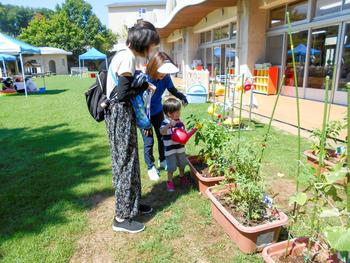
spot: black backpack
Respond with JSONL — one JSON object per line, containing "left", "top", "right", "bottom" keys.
{"left": 85, "top": 70, "right": 108, "bottom": 122}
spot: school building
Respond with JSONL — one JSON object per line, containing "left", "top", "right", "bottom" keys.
{"left": 155, "top": 0, "right": 350, "bottom": 105}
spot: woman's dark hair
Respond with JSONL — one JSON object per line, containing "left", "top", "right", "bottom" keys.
{"left": 126, "top": 21, "right": 160, "bottom": 54}
{"left": 163, "top": 98, "right": 181, "bottom": 115}
{"left": 146, "top": 51, "right": 174, "bottom": 80}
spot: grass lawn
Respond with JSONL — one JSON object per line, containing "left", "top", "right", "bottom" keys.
{"left": 0, "top": 76, "right": 311, "bottom": 263}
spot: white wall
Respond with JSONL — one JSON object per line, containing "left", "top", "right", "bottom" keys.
{"left": 24, "top": 54, "right": 69, "bottom": 75}
{"left": 108, "top": 5, "right": 166, "bottom": 37}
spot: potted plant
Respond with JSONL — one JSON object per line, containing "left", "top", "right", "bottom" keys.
{"left": 263, "top": 13, "right": 349, "bottom": 262}
{"left": 206, "top": 138, "right": 289, "bottom": 254}
{"left": 304, "top": 120, "right": 346, "bottom": 174}
{"left": 262, "top": 51, "right": 349, "bottom": 262}
{"left": 262, "top": 164, "right": 349, "bottom": 263}
{"left": 186, "top": 115, "right": 230, "bottom": 195}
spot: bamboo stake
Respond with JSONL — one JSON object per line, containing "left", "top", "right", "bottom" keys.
{"left": 286, "top": 12, "right": 302, "bottom": 216}
{"left": 237, "top": 74, "right": 245, "bottom": 147}
{"left": 307, "top": 76, "right": 330, "bottom": 254}
{"left": 327, "top": 63, "right": 337, "bottom": 122}
{"left": 257, "top": 75, "right": 285, "bottom": 174}
{"left": 347, "top": 82, "right": 350, "bottom": 216}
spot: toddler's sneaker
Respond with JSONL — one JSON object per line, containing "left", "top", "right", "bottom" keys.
{"left": 158, "top": 159, "right": 167, "bottom": 170}
{"left": 148, "top": 166, "right": 160, "bottom": 181}
{"left": 180, "top": 176, "right": 190, "bottom": 187}
{"left": 166, "top": 181, "right": 175, "bottom": 192}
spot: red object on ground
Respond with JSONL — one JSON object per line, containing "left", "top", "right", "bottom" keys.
{"left": 90, "top": 73, "right": 96, "bottom": 78}
{"left": 171, "top": 127, "right": 198, "bottom": 145}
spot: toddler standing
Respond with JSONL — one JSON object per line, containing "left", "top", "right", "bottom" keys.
{"left": 160, "top": 98, "right": 190, "bottom": 192}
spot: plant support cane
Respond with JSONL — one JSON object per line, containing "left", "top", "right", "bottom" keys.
{"left": 237, "top": 74, "right": 245, "bottom": 147}
{"left": 307, "top": 76, "right": 331, "bottom": 256}
{"left": 257, "top": 75, "right": 285, "bottom": 174}
{"left": 347, "top": 82, "right": 350, "bottom": 215}
{"left": 286, "top": 11, "right": 302, "bottom": 216}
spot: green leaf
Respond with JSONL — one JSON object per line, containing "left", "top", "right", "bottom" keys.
{"left": 319, "top": 208, "right": 340, "bottom": 218}
{"left": 289, "top": 192, "right": 307, "bottom": 206}
{"left": 324, "top": 226, "right": 350, "bottom": 252}
{"left": 325, "top": 167, "right": 348, "bottom": 184}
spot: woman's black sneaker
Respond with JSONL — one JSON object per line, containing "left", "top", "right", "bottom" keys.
{"left": 139, "top": 204, "right": 153, "bottom": 215}
{"left": 112, "top": 218, "right": 145, "bottom": 233}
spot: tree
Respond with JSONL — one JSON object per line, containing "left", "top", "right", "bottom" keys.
{"left": 57, "top": 0, "right": 117, "bottom": 52}
{"left": 0, "top": 3, "right": 53, "bottom": 36}
{"left": 19, "top": 12, "right": 85, "bottom": 57}
{"left": 19, "top": 0, "right": 117, "bottom": 61}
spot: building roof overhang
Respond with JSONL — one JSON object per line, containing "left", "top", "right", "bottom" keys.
{"left": 156, "top": 0, "right": 237, "bottom": 38}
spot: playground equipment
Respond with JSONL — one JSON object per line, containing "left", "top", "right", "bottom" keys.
{"left": 207, "top": 73, "right": 257, "bottom": 130}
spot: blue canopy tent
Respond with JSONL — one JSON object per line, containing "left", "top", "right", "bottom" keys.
{"left": 0, "top": 54, "right": 16, "bottom": 78}
{"left": 214, "top": 47, "right": 236, "bottom": 58}
{"left": 0, "top": 32, "right": 41, "bottom": 96}
{"left": 287, "top": 43, "right": 321, "bottom": 62}
{"left": 78, "top": 48, "right": 108, "bottom": 77}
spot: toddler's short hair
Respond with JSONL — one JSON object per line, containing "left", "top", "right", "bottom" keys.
{"left": 163, "top": 98, "right": 181, "bottom": 115}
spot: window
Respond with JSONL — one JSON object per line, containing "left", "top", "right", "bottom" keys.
{"left": 315, "top": 0, "right": 342, "bottom": 16}
{"left": 269, "top": 1, "right": 308, "bottom": 27}
{"left": 225, "top": 43, "right": 235, "bottom": 75}
{"left": 200, "top": 32, "right": 205, "bottom": 44}
{"left": 344, "top": 0, "right": 350, "bottom": 10}
{"left": 338, "top": 23, "right": 350, "bottom": 91}
{"left": 307, "top": 25, "right": 339, "bottom": 89}
{"left": 270, "top": 6, "right": 285, "bottom": 27}
{"left": 213, "top": 25, "right": 229, "bottom": 41}
{"left": 230, "top": 23, "right": 237, "bottom": 38}
{"left": 199, "top": 48, "right": 205, "bottom": 67}
{"left": 206, "top": 47, "right": 212, "bottom": 76}
{"left": 200, "top": 30, "right": 211, "bottom": 43}
{"left": 138, "top": 8, "right": 146, "bottom": 16}
{"left": 213, "top": 45, "right": 221, "bottom": 75}
{"left": 205, "top": 31, "right": 211, "bottom": 42}
{"left": 287, "top": 1, "right": 308, "bottom": 23}
{"left": 266, "top": 35, "right": 284, "bottom": 65}
{"left": 284, "top": 30, "right": 308, "bottom": 88}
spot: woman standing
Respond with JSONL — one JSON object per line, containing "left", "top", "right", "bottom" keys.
{"left": 142, "top": 52, "right": 188, "bottom": 181}
{"left": 105, "top": 21, "right": 159, "bottom": 233}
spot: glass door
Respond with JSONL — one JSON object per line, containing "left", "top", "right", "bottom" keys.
{"left": 304, "top": 25, "right": 340, "bottom": 102}
{"left": 333, "top": 22, "right": 350, "bottom": 105}
{"left": 284, "top": 30, "right": 308, "bottom": 97}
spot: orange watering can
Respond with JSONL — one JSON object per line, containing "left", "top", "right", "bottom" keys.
{"left": 171, "top": 122, "right": 201, "bottom": 145}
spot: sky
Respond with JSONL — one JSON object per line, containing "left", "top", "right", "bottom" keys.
{"left": 1, "top": 0, "right": 113, "bottom": 26}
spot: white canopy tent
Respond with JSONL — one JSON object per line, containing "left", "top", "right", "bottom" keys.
{"left": 0, "top": 32, "right": 41, "bottom": 97}
{"left": 39, "top": 47, "right": 73, "bottom": 56}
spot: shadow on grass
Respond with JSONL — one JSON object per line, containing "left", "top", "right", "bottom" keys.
{"left": 0, "top": 124, "right": 110, "bottom": 241}
{"left": 137, "top": 172, "right": 193, "bottom": 223}
{"left": 29, "top": 89, "right": 68, "bottom": 96}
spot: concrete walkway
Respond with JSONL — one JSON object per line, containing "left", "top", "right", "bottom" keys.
{"left": 241, "top": 93, "right": 347, "bottom": 141}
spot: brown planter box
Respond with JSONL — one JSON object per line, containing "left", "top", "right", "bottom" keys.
{"left": 304, "top": 149, "right": 348, "bottom": 185}
{"left": 262, "top": 238, "right": 343, "bottom": 263}
{"left": 187, "top": 155, "right": 225, "bottom": 197}
{"left": 206, "top": 185, "right": 288, "bottom": 254}
{"left": 304, "top": 149, "right": 338, "bottom": 168}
